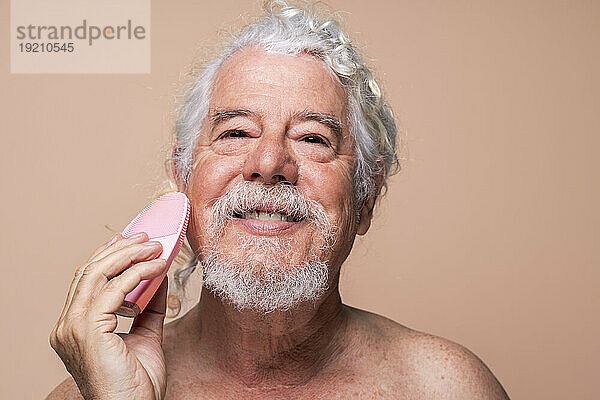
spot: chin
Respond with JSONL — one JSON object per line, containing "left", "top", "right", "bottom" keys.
{"left": 199, "top": 238, "right": 331, "bottom": 312}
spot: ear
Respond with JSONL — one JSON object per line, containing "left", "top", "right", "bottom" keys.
{"left": 170, "top": 149, "right": 187, "bottom": 193}
{"left": 356, "top": 163, "right": 385, "bottom": 236}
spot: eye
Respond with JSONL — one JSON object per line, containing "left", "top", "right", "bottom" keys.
{"left": 301, "top": 134, "right": 329, "bottom": 146}
{"left": 219, "top": 129, "right": 250, "bottom": 139}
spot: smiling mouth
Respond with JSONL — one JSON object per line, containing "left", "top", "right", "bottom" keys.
{"left": 233, "top": 210, "right": 304, "bottom": 222}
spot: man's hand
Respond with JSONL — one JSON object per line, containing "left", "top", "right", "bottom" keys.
{"left": 50, "top": 233, "right": 168, "bottom": 400}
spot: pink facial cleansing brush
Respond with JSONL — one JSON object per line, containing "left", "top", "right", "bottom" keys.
{"left": 115, "top": 192, "right": 190, "bottom": 317}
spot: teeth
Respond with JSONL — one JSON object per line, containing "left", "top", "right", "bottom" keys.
{"left": 241, "top": 211, "right": 294, "bottom": 221}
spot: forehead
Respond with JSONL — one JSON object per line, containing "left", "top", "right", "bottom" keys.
{"left": 210, "top": 47, "right": 348, "bottom": 118}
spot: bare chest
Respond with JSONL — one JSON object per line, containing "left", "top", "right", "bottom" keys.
{"left": 162, "top": 360, "right": 410, "bottom": 400}
{"left": 164, "top": 380, "right": 405, "bottom": 400}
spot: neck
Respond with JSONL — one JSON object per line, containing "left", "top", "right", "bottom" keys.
{"left": 184, "top": 283, "right": 350, "bottom": 389}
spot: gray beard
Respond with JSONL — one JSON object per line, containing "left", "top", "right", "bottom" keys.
{"left": 198, "top": 181, "right": 337, "bottom": 312}
{"left": 200, "top": 244, "right": 330, "bottom": 312}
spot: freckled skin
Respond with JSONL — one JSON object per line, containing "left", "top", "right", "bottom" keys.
{"left": 47, "top": 48, "right": 509, "bottom": 400}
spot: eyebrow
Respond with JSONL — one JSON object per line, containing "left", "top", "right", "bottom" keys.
{"left": 294, "top": 111, "right": 343, "bottom": 141}
{"left": 209, "top": 108, "right": 254, "bottom": 131}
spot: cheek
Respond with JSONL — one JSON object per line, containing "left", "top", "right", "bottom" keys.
{"left": 188, "top": 152, "right": 243, "bottom": 206}
{"left": 335, "top": 163, "right": 359, "bottom": 230}
{"left": 300, "top": 159, "right": 357, "bottom": 227}
{"left": 186, "top": 151, "right": 244, "bottom": 242}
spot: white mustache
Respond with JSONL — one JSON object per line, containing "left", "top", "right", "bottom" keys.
{"left": 207, "top": 181, "right": 336, "bottom": 248}
{"left": 211, "top": 181, "right": 325, "bottom": 223}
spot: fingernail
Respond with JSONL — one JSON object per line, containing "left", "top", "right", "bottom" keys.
{"left": 107, "top": 234, "right": 119, "bottom": 246}
{"left": 129, "top": 232, "right": 146, "bottom": 240}
{"left": 142, "top": 241, "right": 161, "bottom": 248}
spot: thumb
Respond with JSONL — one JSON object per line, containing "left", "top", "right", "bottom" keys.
{"left": 129, "top": 276, "right": 168, "bottom": 341}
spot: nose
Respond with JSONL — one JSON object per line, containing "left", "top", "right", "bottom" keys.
{"left": 242, "top": 132, "right": 299, "bottom": 185}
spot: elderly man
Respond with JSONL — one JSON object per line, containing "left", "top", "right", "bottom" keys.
{"left": 48, "top": 2, "right": 509, "bottom": 399}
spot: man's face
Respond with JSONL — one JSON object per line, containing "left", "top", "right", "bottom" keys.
{"left": 184, "top": 47, "right": 362, "bottom": 310}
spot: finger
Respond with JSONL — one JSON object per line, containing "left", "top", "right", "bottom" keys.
{"left": 93, "top": 241, "right": 164, "bottom": 280}
{"left": 91, "top": 258, "right": 168, "bottom": 317}
{"left": 86, "top": 233, "right": 122, "bottom": 263}
{"left": 58, "top": 233, "right": 122, "bottom": 321}
{"left": 87, "top": 232, "right": 150, "bottom": 264}
{"left": 61, "top": 233, "right": 140, "bottom": 317}
{"left": 130, "top": 276, "right": 168, "bottom": 340}
{"left": 69, "top": 242, "right": 163, "bottom": 310}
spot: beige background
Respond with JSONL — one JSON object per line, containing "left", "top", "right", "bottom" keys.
{"left": 1, "top": 1, "right": 598, "bottom": 398}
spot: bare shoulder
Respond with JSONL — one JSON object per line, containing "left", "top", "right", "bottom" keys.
{"left": 345, "top": 305, "right": 510, "bottom": 399}
{"left": 46, "top": 376, "right": 83, "bottom": 400}
{"left": 395, "top": 330, "right": 510, "bottom": 399}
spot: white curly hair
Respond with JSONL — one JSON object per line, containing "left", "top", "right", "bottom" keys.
{"left": 172, "top": 0, "right": 399, "bottom": 208}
